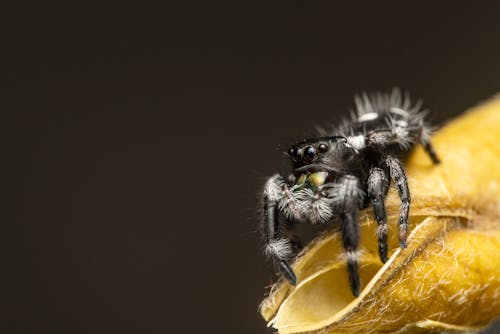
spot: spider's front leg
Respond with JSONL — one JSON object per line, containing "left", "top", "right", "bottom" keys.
{"left": 335, "top": 175, "right": 364, "bottom": 296}
{"left": 261, "top": 174, "right": 304, "bottom": 285}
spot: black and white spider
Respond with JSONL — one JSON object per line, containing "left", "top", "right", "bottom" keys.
{"left": 260, "top": 89, "right": 440, "bottom": 296}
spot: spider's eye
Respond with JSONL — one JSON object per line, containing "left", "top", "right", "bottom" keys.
{"left": 304, "top": 146, "right": 315, "bottom": 160}
{"left": 289, "top": 147, "right": 303, "bottom": 162}
{"left": 318, "top": 143, "right": 329, "bottom": 153}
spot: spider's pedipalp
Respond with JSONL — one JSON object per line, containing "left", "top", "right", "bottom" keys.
{"left": 264, "top": 174, "right": 304, "bottom": 223}
{"left": 277, "top": 186, "right": 306, "bottom": 222}
{"left": 295, "top": 187, "right": 336, "bottom": 224}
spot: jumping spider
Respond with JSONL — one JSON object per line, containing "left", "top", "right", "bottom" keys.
{"left": 260, "top": 89, "right": 440, "bottom": 296}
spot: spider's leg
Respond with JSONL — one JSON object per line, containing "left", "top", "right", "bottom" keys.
{"left": 418, "top": 124, "right": 440, "bottom": 164}
{"left": 367, "top": 167, "right": 390, "bottom": 263}
{"left": 336, "top": 175, "right": 363, "bottom": 297}
{"left": 422, "top": 139, "right": 440, "bottom": 164}
{"left": 365, "top": 126, "right": 412, "bottom": 150}
{"left": 261, "top": 174, "right": 299, "bottom": 285}
{"left": 385, "top": 156, "right": 411, "bottom": 248}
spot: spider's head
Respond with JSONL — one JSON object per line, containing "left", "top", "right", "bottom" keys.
{"left": 287, "top": 136, "right": 350, "bottom": 173}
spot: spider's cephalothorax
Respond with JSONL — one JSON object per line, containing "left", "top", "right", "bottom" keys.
{"left": 260, "top": 89, "right": 440, "bottom": 296}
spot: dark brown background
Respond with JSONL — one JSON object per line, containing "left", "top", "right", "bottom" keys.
{"left": 5, "top": 1, "right": 500, "bottom": 333}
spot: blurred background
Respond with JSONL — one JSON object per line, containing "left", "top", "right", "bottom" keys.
{"left": 5, "top": 1, "right": 500, "bottom": 333}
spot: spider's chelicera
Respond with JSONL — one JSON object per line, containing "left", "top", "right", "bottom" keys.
{"left": 260, "top": 89, "right": 440, "bottom": 296}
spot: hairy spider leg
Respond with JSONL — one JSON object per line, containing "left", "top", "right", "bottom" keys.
{"left": 385, "top": 156, "right": 411, "bottom": 248}
{"left": 421, "top": 138, "right": 440, "bottom": 164}
{"left": 367, "top": 167, "right": 390, "bottom": 263}
{"left": 262, "top": 174, "right": 302, "bottom": 285}
{"left": 362, "top": 124, "right": 437, "bottom": 251}
{"left": 336, "top": 175, "right": 363, "bottom": 297}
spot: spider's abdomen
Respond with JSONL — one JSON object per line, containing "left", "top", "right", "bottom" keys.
{"left": 340, "top": 91, "right": 429, "bottom": 154}
{"left": 350, "top": 112, "right": 397, "bottom": 133}
{"left": 347, "top": 89, "right": 425, "bottom": 132}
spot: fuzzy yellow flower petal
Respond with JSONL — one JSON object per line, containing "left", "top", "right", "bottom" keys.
{"left": 260, "top": 96, "right": 500, "bottom": 333}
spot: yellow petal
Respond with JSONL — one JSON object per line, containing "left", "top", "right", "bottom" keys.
{"left": 259, "top": 96, "right": 500, "bottom": 333}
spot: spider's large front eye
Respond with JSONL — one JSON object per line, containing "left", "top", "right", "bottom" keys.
{"left": 304, "top": 146, "right": 315, "bottom": 160}
{"left": 289, "top": 147, "right": 303, "bottom": 162}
